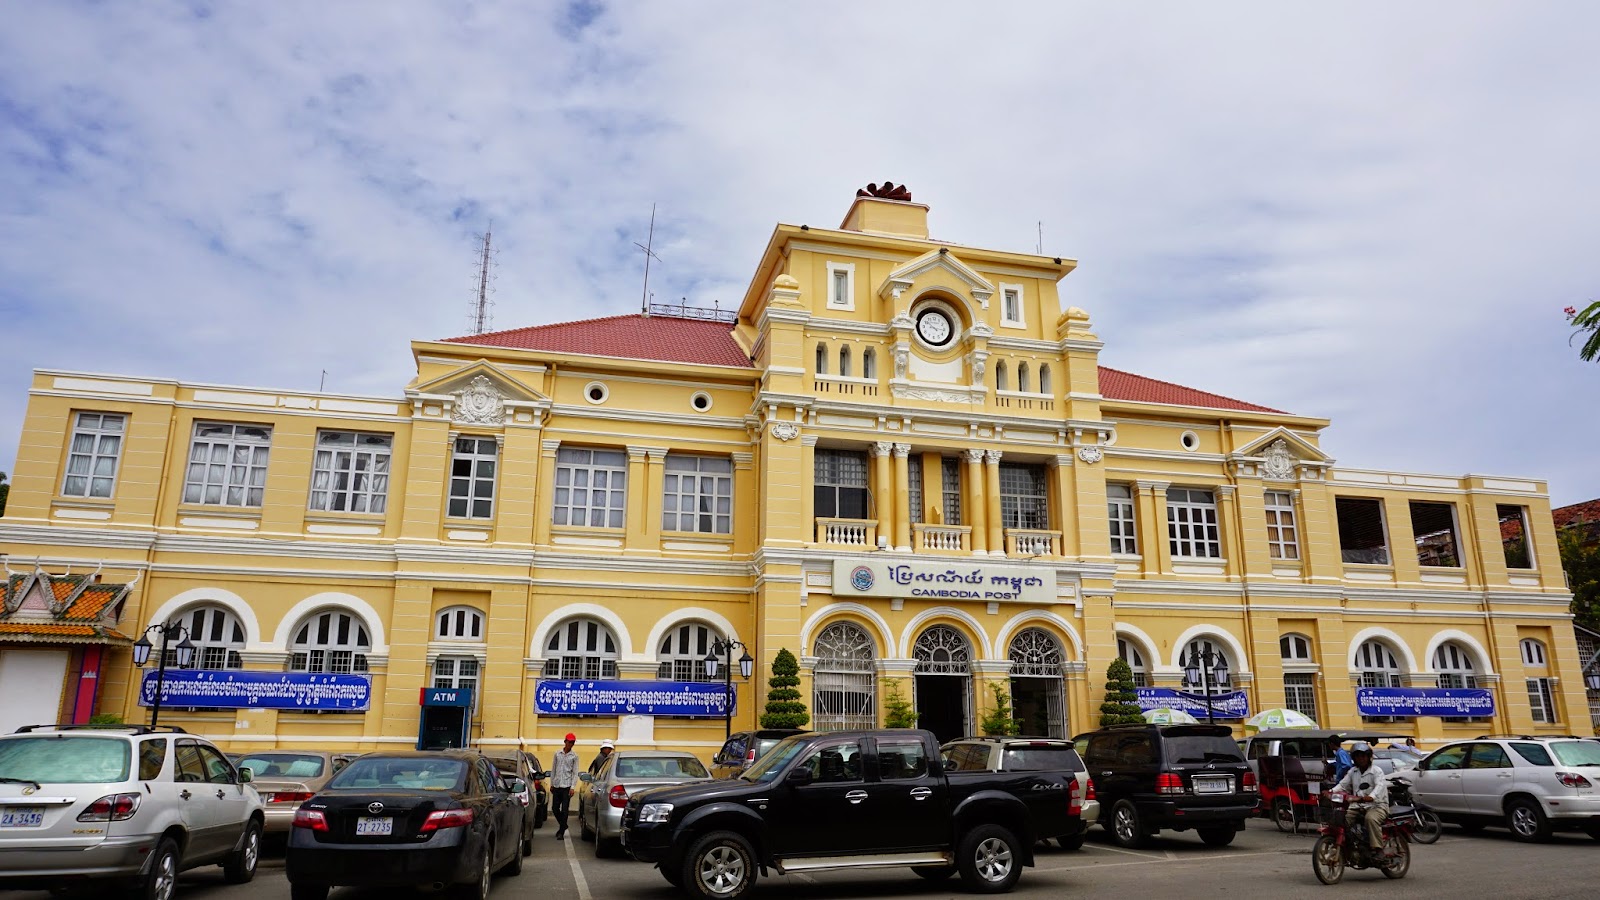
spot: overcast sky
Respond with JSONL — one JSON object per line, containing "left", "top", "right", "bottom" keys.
{"left": 3, "top": 2, "right": 1597, "bottom": 505}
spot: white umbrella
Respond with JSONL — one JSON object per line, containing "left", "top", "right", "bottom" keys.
{"left": 1245, "top": 708, "right": 1318, "bottom": 732}
{"left": 1142, "top": 707, "right": 1200, "bottom": 725}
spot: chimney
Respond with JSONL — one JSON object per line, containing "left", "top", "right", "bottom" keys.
{"left": 840, "top": 181, "right": 929, "bottom": 240}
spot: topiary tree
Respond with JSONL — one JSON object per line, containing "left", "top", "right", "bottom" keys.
{"left": 882, "top": 679, "right": 918, "bottom": 728}
{"left": 979, "top": 682, "right": 1021, "bottom": 736}
{"left": 759, "top": 648, "right": 810, "bottom": 729}
{"left": 1100, "top": 658, "right": 1145, "bottom": 725}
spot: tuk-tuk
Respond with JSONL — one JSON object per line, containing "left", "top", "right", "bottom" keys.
{"left": 1242, "top": 729, "right": 1407, "bottom": 832}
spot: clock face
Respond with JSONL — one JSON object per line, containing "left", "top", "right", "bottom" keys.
{"left": 916, "top": 309, "right": 954, "bottom": 346}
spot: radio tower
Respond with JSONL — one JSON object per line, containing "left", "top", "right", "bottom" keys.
{"left": 468, "top": 225, "right": 497, "bottom": 335}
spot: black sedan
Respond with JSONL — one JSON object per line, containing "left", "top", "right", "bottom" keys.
{"left": 285, "top": 750, "right": 526, "bottom": 900}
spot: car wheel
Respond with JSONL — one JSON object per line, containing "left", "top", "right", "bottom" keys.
{"left": 1198, "top": 826, "right": 1236, "bottom": 847}
{"left": 501, "top": 833, "right": 525, "bottom": 876}
{"left": 289, "top": 884, "right": 329, "bottom": 900}
{"left": 911, "top": 865, "right": 955, "bottom": 880}
{"left": 681, "top": 830, "right": 757, "bottom": 900}
{"left": 453, "top": 840, "right": 493, "bottom": 900}
{"left": 522, "top": 823, "right": 534, "bottom": 857}
{"left": 1111, "top": 800, "right": 1147, "bottom": 848}
{"left": 1056, "top": 833, "right": 1086, "bottom": 851}
{"left": 130, "top": 837, "right": 179, "bottom": 900}
{"left": 223, "top": 819, "right": 262, "bottom": 884}
{"left": 1506, "top": 797, "right": 1552, "bottom": 843}
{"left": 579, "top": 802, "right": 595, "bottom": 842}
{"left": 956, "top": 824, "right": 1022, "bottom": 894}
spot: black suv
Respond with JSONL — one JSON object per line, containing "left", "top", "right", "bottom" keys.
{"left": 708, "top": 729, "right": 807, "bottom": 780}
{"left": 1080, "top": 724, "right": 1257, "bottom": 848}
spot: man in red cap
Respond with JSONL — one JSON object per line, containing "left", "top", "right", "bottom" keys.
{"left": 550, "top": 733, "right": 579, "bottom": 839}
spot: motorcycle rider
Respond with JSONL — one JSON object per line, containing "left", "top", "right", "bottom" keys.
{"left": 1333, "top": 741, "right": 1390, "bottom": 857}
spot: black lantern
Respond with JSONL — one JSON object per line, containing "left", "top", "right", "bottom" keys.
{"left": 132, "top": 622, "right": 192, "bottom": 729}
{"left": 707, "top": 637, "right": 755, "bottom": 740}
{"left": 1183, "top": 644, "right": 1230, "bottom": 725}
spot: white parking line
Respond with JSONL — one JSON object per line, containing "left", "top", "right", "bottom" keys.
{"left": 1081, "top": 843, "right": 1163, "bottom": 859}
{"left": 562, "top": 836, "right": 593, "bottom": 900}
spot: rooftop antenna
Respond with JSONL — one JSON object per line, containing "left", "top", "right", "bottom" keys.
{"left": 635, "top": 204, "right": 661, "bottom": 316}
{"left": 468, "top": 223, "right": 498, "bottom": 335}
{"left": 1036, "top": 221, "right": 1043, "bottom": 255}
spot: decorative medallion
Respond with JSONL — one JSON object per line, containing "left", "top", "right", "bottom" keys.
{"left": 451, "top": 375, "right": 505, "bottom": 426}
{"left": 769, "top": 421, "right": 799, "bottom": 442}
{"left": 1262, "top": 438, "right": 1295, "bottom": 480}
{"left": 1077, "top": 446, "right": 1103, "bottom": 464}
{"left": 849, "top": 566, "right": 875, "bottom": 591}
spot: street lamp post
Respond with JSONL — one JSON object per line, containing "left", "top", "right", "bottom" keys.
{"left": 1182, "top": 645, "right": 1231, "bottom": 725}
{"left": 131, "top": 623, "right": 196, "bottom": 729}
{"left": 703, "top": 638, "right": 754, "bottom": 740}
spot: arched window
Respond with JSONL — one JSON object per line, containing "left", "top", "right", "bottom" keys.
{"left": 1433, "top": 642, "right": 1478, "bottom": 689}
{"left": 1183, "top": 638, "right": 1232, "bottom": 696}
{"left": 289, "top": 610, "right": 371, "bottom": 674}
{"left": 862, "top": 348, "right": 876, "bottom": 380}
{"left": 995, "top": 361, "right": 1010, "bottom": 391}
{"left": 1010, "top": 628, "right": 1066, "bottom": 737}
{"left": 813, "top": 622, "right": 876, "bottom": 731}
{"left": 815, "top": 343, "right": 828, "bottom": 375}
{"left": 839, "top": 346, "right": 852, "bottom": 377}
{"left": 658, "top": 622, "right": 720, "bottom": 683}
{"left": 1280, "top": 634, "right": 1313, "bottom": 662}
{"left": 542, "top": 617, "right": 619, "bottom": 680}
{"left": 1118, "top": 637, "right": 1148, "bottom": 687}
{"left": 171, "top": 605, "right": 245, "bottom": 670}
{"left": 1017, "top": 362, "right": 1031, "bottom": 393}
{"left": 1009, "top": 628, "right": 1062, "bottom": 677}
{"left": 1355, "top": 639, "right": 1405, "bottom": 721}
{"left": 1520, "top": 638, "right": 1547, "bottom": 667}
{"left": 1039, "top": 365, "right": 1052, "bottom": 394}
{"left": 914, "top": 625, "right": 972, "bottom": 674}
{"left": 435, "top": 607, "right": 484, "bottom": 641}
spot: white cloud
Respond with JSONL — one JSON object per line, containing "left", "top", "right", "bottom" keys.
{"left": 1, "top": 1, "right": 1597, "bottom": 503}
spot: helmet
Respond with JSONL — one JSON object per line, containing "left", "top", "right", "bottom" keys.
{"left": 1350, "top": 741, "right": 1372, "bottom": 754}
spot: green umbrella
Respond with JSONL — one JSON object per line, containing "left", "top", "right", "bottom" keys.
{"left": 1245, "top": 708, "right": 1318, "bottom": 733}
{"left": 1142, "top": 707, "right": 1200, "bottom": 725}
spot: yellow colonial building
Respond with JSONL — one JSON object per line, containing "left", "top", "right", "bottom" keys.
{"left": 0, "top": 185, "right": 1586, "bottom": 758}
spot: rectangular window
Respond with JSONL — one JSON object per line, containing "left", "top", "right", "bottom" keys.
{"left": 554, "top": 447, "right": 628, "bottom": 528}
{"left": 61, "top": 412, "right": 125, "bottom": 498}
{"left": 814, "top": 450, "right": 870, "bottom": 519}
{"left": 1335, "top": 497, "right": 1389, "bottom": 564}
{"left": 1264, "top": 490, "right": 1299, "bottom": 560}
{"left": 1107, "top": 483, "right": 1138, "bottom": 554}
{"left": 1527, "top": 677, "right": 1558, "bottom": 724}
{"left": 183, "top": 422, "right": 272, "bottom": 507}
{"left": 941, "top": 457, "right": 963, "bottom": 526}
{"left": 827, "top": 262, "right": 854, "bottom": 309}
{"left": 1283, "top": 673, "right": 1317, "bottom": 720}
{"left": 308, "top": 431, "right": 392, "bottom": 514}
{"left": 907, "top": 456, "right": 923, "bottom": 525}
{"left": 447, "top": 437, "right": 498, "bottom": 519}
{"left": 1166, "top": 487, "right": 1220, "bottom": 558}
{"left": 1411, "top": 501, "right": 1461, "bottom": 567}
{"left": 662, "top": 454, "right": 732, "bottom": 534}
{"left": 1498, "top": 505, "right": 1534, "bottom": 569}
{"left": 1001, "top": 285, "right": 1023, "bottom": 326}
{"left": 999, "top": 464, "right": 1048, "bottom": 529}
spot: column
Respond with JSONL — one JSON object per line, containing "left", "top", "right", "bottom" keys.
{"left": 965, "top": 449, "right": 987, "bottom": 555}
{"left": 625, "top": 447, "right": 649, "bottom": 550}
{"left": 1217, "top": 485, "right": 1242, "bottom": 581}
{"left": 644, "top": 448, "right": 668, "bottom": 550}
{"left": 799, "top": 435, "right": 817, "bottom": 543}
{"left": 1137, "top": 481, "right": 1170, "bottom": 576}
{"left": 984, "top": 449, "right": 1004, "bottom": 556}
{"left": 497, "top": 423, "right": 543, "bottom": 547}
{"left": 870, "top": 442, "right": 893, "bottom": 546}
{"left": 532, "top": 439, "right": 560, "bottom": 546}
{"left": 892, "top": 443, "right": 912, "bottom": 551}
{"left": 731, "top": 451, "right": 756, "bottom": 555}
{"left": 1049, "top": 454, "right": 1075, "bottom": 558}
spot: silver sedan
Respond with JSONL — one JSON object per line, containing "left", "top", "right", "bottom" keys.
{"left": 576, "top": 751, "right": 711, "bottom": 858}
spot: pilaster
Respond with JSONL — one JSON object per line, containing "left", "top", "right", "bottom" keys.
{"left": 871, "top": 442, "right": 893, "bottom": 547}
{"left": 964, "top": 449, "right": 987, "bottom": 555}
{"left": 984, "top": 449, "right": 1004, "bottom": 556}
{"left": 533, "top": 439, "right": 561, "bottom": 546}
{"left": 892, "top": 443, "right": 912, "bottom": 551}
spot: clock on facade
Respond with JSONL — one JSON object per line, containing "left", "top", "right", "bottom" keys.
{"left": 915, "top": 308, "right": 954, "bottom": 347}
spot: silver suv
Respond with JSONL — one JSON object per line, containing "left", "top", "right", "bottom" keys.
{"left": 0, "top": 725, "right": 265, "bottom": 898}
{"left": 1407, "top": 735, "right": 1600, "bottom": 842}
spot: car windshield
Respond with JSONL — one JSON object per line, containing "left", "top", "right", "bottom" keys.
{"left": 617, "top": 756, "right": 708, "bottom": 779}
{"left": 754, "top": 737, "right": 788, "bottom": 759}
{"left": 742, "top": 737, "right": 807, "bottom": 782}
{"left": 235, "top": 753, "right": 325, "bottom": 778}
{"left": 1549, "top": 741, "right": 1600, "bottom": 767}
{"left": 329, "top": 757, "right": 467, "bottom": 791}
{"left": 1165, "top": 735, "right": 1245, "bottom": 765}
{"left": 0, "top": 737, "right": 130, "bottom": 784}
{"left": 1001, "top": 744, "right": 1083, "bottom": 772}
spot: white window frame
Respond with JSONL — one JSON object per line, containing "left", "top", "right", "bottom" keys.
{"left": 1498, "top": 504, "right": 1536, "bottom": 570}
{"left": 1166, "top": 487, "right": 1221, "bottom": 559}
{"left": 553, "top": 447, "right": 628, "bottom": 529}
{"left": 447, "top": 436, "right": 498, "bottom": 520}
{"left": 662, "top": 454, "right": 732, "bottom": 534}
{"left": 1520, "top": 638, "right": 1547, "bottom": 667}
{"left": 1118, "top": 638, "right": 1148, "bottom": 688}
{"left": 1527, "top": 677, "right": 1558, "bottom": 723}
{"left": 826, "top": 261, "right": 856, "bottom": 311}
{"left": 433, "top": 656, "right": 481, "bottom": 709}
{"left": 288, "top": 610, "right": 371, "bottom": 674}
{"left": 657, "top": 622, "right": 720, "bottom": 682}
{"left": 435, "top": 606, "right": 485, "bottom": 641}
{"left": 1107, "top": 483, "right": 1137, "bottom": 555}
{"left": 1433, "top": 642, "right": 1479, "bottom": 690}
{"left": 542, "top": 618, "right": 619, "bottom": 680}
{"left": 183, "top": 422, "right": 272, "bottom": 508}
{"left": 1264, "top": 490, "right": 1300, "bottom": 561}
{"left": 62, "top": 412, "right": 126, "bottom": 499}
{"left": 907, "top": 455, "right": 924, "bottom": 525}
{"left": 170, "top": 605, "right": 245, "bottom": 671}
{"left": 998, "top": 463, "right": 1049, "bottom": 530}
{"left": 1280, "top": 634, "right": 1313, "bottom": 662}
{"left": 940, "top": 457, "right": 963, "bottom": 526}
{"left": 309, "top": 431, "right": 393, "bottom": 514}
{"left": 1284, "top": 673, "right": 1317, "bottom": 720}
{"left": 999, "top": 282, "right": 1025, "bottom": 328}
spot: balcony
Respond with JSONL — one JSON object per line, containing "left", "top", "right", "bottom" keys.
{"left": 913, "top": 523, "right": 971, "bottom": 553}
{"left": 816, "top": 518, "right": 878, "bottom": 548}
{"left": 1006, "top": 528, "right": 1062, "bottom": 557}
{"left": 812, "top": 374, "right": 880, "bottom": 397}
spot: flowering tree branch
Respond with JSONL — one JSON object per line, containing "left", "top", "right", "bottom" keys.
{"left": 1567, "top": 302, "right": 1600, "bottom": 361}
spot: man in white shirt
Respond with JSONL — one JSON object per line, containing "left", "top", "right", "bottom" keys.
{"left": 549, "top": 733, "right": 580, "bottom": 840}
{"left": 1333, "top": 741, "right": 1390, "bottom": 855}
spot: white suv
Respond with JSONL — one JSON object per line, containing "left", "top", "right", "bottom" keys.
{"left": 1407, "top": 735, "right": 1600, "bottom": 842}
{"left": 0, "top": 725, "right": 265, "bottom": 899}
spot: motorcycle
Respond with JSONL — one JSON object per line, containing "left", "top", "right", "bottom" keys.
{"left": 1386, "top": 775, "right": 1441, "bottom": 844}
{"left": 1311, "top": 792, "right": 1416, "bottom": 884}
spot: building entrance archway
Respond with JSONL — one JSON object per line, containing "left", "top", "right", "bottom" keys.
{"left": 1009, "top": 628, "right": 1066, "bottom": 738}
{"left": 913, "top": 625, "right": 972, "bottom": 743}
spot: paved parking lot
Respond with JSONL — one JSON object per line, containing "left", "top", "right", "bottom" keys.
{"left": 14, "top": 819, "right": 1598, "bottom": 900}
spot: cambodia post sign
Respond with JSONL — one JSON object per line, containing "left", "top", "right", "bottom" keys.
{"left": 534, "top": 680, "right": 734, "bottom": 718}
{"left": 831, "top": 559, "right": 1055, "bottom": 604}
{"left": 1137, "top": 688, "right": 1251, "bottom": 719}
{"left": 1356, "top": 687, "right": 1496, "bottom": 718}
{"left": 138, "top": 670, "right": 371, "bottom": 710}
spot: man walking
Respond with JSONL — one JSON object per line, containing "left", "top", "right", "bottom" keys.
{"left": 550, "top": 732, "right": 579, "bottom": 840}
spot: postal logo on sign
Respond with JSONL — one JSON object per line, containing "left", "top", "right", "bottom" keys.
{"left": 850, "top": 566, "right": 875, "bottom": 591}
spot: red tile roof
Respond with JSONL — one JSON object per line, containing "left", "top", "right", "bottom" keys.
{"left": 1, "top": 574, "right": 132, "bottom": 644}
{"left": 442, "top": 315, "right": 1284, "bottom": 413}
{"left": 0, "top": 622, "right": 130, "bottom": 641}
{"left": 1554, "top": 499, "right": 1600, "bottom": 530}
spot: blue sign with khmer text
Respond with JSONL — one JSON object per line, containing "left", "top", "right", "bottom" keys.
{"left": 139, "top": 670, "right": 371, "bottom": 710}
{"left": 534, "top": 680, "right": 734, "bottom": 717}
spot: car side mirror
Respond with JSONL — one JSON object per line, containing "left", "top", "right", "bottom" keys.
{"left": 786, "top": 767, "right": 814, "bottom": 786}
{"left": 509, "top": 778, "right": 527, "bottom": 793}
{"left": 578, "top": 772, "right": 593, "bottom": 783}
{"left": 237, "top": 767, "right": 253, "bottom": 784}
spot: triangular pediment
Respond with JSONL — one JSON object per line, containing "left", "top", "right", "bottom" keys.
{"left": 1231, "top": 428, "right": 1333, "bottom": 481}
{"left": 410, "top": 360, "right": 548, "bottom": 402}
{"left": 1234, "top": 427, "right": 1330, "bottom": 462}
{"left": 408, "top": 360, "right": 551, "bottom": 428}
{"left": 881, "top": 249, "right": 996, "bottom": 305}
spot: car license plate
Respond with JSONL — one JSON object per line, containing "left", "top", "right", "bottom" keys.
{"left": 1193, "top": 777, "right": 1232, "bottom": 795}
{"left": 356, "top": 816, "right": 393, "bottom": 836}
{"left": 0, "top": 808, "right": 44, "bottom": 828}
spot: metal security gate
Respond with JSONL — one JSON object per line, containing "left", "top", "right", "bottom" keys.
{"left": 1009, "top": 628, "right": 1066, "bottom": 738}
{"left": 813, "top": 622, "right": 877, "bottom": 731}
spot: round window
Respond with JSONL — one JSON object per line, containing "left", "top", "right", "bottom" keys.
{"left": 690, "top": 392, "right": 713, "bottom": 412}
{"left": 584, "top": 382, "right": 609, "bottom": 405}
{"left": 1180, "top": 431, "right": 1200, "bottom": 452}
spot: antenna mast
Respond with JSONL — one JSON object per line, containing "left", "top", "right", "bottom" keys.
{"left": 469, "top": 224, "right": 497, "bottom": 335}
{"left": 635, "top": 204, "right": 662, "bottom": 315}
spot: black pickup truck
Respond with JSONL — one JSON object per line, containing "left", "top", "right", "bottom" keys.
{"left": 621, "top": 729, "right": 1081, "bottom": 899}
